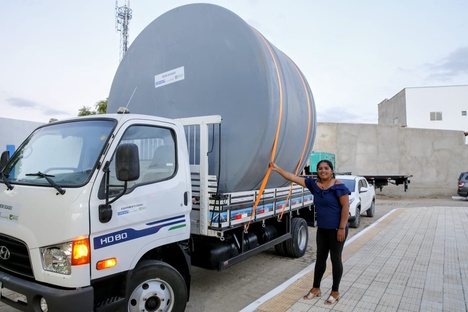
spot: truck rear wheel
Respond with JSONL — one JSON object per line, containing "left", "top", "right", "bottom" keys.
{"left": 284, "top": 218, "right": 308, "bottom": 258}
{"left": 125, "top": 260, "right": 187, "bottom": 312}
{"left": 274, "top": 241, "right": 286, "bottom": 256}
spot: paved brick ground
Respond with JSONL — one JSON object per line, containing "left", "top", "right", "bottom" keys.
{"left": 244, "top": 206, "right": 468, "bottom": 312}
{"left": 3, "top": 205, "right": 467, "bottom": 312}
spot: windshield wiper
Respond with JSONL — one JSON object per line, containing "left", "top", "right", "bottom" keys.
{"left": 25, "top": 171, "right": 66, "bottom": 195}
{"left": 0, "top": 171, "right": 13, "bottom": 190}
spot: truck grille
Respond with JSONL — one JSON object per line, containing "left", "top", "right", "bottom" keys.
{"left": 0, "top": 234, "right": 34, "bottom": 278}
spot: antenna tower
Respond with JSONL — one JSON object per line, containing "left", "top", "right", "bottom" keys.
{"left": 115, "top": 0, "right": 132, "bottom": 61}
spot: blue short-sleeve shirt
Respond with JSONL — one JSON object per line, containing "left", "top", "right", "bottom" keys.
{"left": 304, "top": 178, "right": 351, "bottom": 229}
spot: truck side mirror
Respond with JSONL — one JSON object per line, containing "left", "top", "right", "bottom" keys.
{"left": 115, "top": 143, "right": 140, "bottom": 181}
{"left": 0, "top": 151, "right": 9, "bottom": 171}
{"left": 99, "top": 143, "right": 140, "bottom": 224}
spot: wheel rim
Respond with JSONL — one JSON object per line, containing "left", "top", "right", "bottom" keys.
{"left": 297, "top": 224, "right": 308, "bottom": 251}
{"left": 356, "top": 208, "right": 360, "bottom": 225}
{"left": 128, "top": 278, "right": 175, "bottom": 312}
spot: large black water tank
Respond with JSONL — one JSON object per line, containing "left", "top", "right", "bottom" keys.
{"left": 108, "top": 3, "right": 316, "bottom": 192}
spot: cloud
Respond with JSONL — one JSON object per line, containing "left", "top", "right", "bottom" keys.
{"left": 317, "top": 106, "right": 376, "bottom": 124}
{"left": 6, "top": 97, "right": 69, "bottom": 116}
{"left": 425, "top": 46, "right": 468, "bottom": 81}
{"left": 6, "top": 97, "right": 39, "bottom": 108}
{"left": 42, "top": 107, "right": 70, "bottom": 115}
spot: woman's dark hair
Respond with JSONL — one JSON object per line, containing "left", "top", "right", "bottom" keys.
{"left": 316, "top": 159, "right": 335, "bottom": 180}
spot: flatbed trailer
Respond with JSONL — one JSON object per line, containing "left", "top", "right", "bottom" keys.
{"left": 363, "top": 175, "right": 412, "bottom": 192}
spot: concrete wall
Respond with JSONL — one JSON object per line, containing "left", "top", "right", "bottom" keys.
{"left": 378, "top": 88, "right": 407, "bottom": 126}
{"left": 313, "top": 122, "right": 468, "bottom": 197}
{"left": 0, "top": 117, "right": 43, "bottom": 153}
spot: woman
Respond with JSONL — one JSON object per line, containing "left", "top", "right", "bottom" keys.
{"left": 270, "top": 160, "right": 350, "bottom": 304}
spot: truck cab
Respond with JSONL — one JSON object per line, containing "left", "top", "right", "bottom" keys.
{"left": 0, "top": 113, "right": 192, "bottom": 311}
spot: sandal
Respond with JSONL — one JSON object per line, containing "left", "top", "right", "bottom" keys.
{"left": 324, "top": 292, "right": 339, "bottom": 304}
{"left": 303, "top": 289, "right": 321, "bottom": 300}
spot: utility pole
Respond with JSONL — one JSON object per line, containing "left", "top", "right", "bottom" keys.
{"left": 115, "top": 0, "right": 132, "bottom": 61}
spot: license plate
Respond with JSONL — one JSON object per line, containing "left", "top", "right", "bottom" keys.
{"left": 0, "top": 286, "right": 27, "bottom": 304}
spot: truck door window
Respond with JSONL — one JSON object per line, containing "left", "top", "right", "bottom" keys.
{"left": 106, "top": 125, "right": 177, "bottom": 193}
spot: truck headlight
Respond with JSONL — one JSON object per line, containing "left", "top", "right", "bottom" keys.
{"left": 41, "top": 243, "right": 72, "bottom": 275}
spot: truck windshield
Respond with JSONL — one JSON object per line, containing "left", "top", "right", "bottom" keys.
{"left": 2, "top": 119, "right": 116, "bottom": 188}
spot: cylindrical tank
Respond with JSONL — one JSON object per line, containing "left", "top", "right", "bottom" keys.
{"left": 108, "top": 3, "right": 316, "bottom": 192}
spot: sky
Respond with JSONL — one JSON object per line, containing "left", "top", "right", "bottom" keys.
{"left": 1, "top": 0, "right": 467, "bottom": 124}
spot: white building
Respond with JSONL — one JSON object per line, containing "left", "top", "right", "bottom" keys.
{"left": 0, "top": 117, "right": 44, "bottom": 155}
{"left": 378, "top": 85, "right": 468, "bottom": 143}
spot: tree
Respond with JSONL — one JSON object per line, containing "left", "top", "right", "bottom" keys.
{"left": 78, "top": 99, "right": 108, "bottom": 116}
{"left": 78, "top": 106, "right": 95, "bottom": 116}
{"left": 95, "top": 99, "right": 107, "bottom": 114}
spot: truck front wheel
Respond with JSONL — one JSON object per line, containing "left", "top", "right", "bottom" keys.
{"left": 125, "top": 260, "right": 187, "bottom": 312}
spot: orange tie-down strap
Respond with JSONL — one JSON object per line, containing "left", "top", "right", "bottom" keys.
{"left": 245, "top": 32, "right": 313, "bottom": 231}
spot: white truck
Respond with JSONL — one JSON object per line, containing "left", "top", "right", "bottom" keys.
{"left": 0, "top": 113, "right": 315, "bottom": 312}
{"left": 336, "top": 175, "right": 376, "bottom": 228}
{"left": 0, "top": 3, "right": 319, "bottom": 311}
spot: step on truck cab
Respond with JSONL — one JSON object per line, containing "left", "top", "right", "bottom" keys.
{"left": 0, "top": 113, "right": 314, "bottom": 312}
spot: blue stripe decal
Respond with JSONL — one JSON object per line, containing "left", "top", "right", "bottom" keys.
{"left": 93, "top": 215, "right": 186, "bottom": 250}
{"left": 146, "top": 215, "right": 185, "bottom": 226}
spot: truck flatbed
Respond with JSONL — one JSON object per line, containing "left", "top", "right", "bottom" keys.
{"left": 207, "top": 186, "right": 312, "bottom": 229}
{"left": 363, "top": 175, "right": 412, "bottom": 191}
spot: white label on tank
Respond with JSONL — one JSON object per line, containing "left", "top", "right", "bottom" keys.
{"left": 154, "top": 66, "right": 185, "bottom": 89}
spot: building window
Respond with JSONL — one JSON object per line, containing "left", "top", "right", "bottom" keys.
{"left": 430, "top": 112, "right": 442, "bottom": 121}
{"left": 462, "top": 111, "right": 467, "bottom": 116}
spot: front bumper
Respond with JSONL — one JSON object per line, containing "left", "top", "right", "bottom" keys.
{"left": 0, "top": 270, "right": 93, "bottom": 312}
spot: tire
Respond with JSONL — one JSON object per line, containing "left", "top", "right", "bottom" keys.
{"left": 125, "top": 260, "right": 187, "bottom": 312}
{"left": 284, "top": 218, "right": 309, "bottom": 258}
{"left": 349, "top": 206, "right": 360, "bottom": 228}
{"left": 366, "top": 200, "right": 375, "bottom": 217}
{"left": 274, "top": 241, "right": 287, "bottom": 256}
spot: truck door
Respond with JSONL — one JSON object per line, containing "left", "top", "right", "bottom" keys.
{"left": 88, "top": 121, "right": 191, "bottom": 280}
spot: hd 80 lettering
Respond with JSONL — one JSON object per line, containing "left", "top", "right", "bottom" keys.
{"left": 100, "top": 232, "right": 128, "bottom": 245}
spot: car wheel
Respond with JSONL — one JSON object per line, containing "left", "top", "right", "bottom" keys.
{"left": 366, "top": 200, "right": 375, "bottom": 217}
{"left": 349, "top": 207, "right": 360, "bottom": 228}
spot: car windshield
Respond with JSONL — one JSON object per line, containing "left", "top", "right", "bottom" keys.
{"left": 2, "top": 119, "right": 116, "bottom": 187}
{"left": 340, "top": 178, "right": 355, "bottom": 192}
